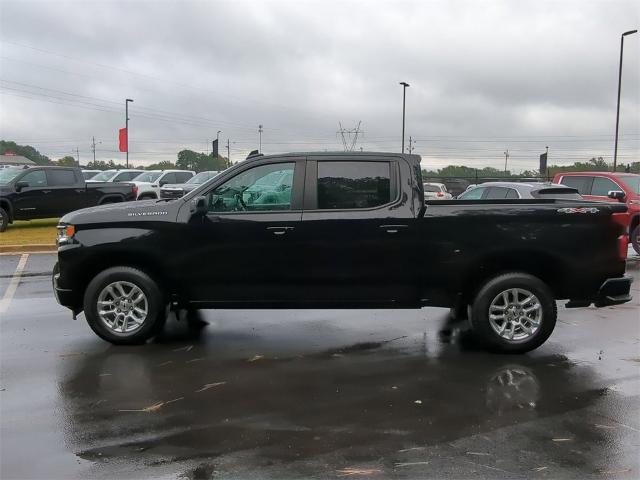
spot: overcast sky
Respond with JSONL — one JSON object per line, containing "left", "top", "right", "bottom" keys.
{"left": 0, "top": 0, "right": 638, "bottom": 172}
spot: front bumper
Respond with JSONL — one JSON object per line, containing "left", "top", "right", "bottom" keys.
{"left": 52, "top": 263, "right": 81, "bottom": 313}
{"left": 566, "top": 276, "right": 633, "bottom": 308}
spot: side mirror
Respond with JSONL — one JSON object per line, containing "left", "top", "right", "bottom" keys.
{"left": 15, "top": 181, "right": 29, "bottom": 192}
{"left": 607, "top": 190, "right": 625, "bottom": 201}
{"left": 190, "top": 195, "right": 208, "bottom": 215}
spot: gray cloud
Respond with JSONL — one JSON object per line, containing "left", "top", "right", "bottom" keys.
{"left": 0, "top": 0, "right": 638, "bottom": 171}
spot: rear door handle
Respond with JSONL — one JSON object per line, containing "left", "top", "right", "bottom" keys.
{"left": 380, "top": 224, "right": 408, "bottom": 234}
{"left": 42, "top": 190, "right": 51, "bottom": 194}
{"left": 267, "top": 226, "right": 295, "bottom": 236}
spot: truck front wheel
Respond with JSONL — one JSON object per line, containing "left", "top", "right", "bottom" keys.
{"left": 470, "top": 273, "right": 557, "bottom": 353}
{"left": 631, "top": 225, "right": 639, "bottom": 255}
{"left": 0, "top": 207, "right": 8, "bottom": 232}
{"left": 83, "top": 266, "right": 167, "bottom": 345}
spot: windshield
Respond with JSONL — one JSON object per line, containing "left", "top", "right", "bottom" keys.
{"left": 619, "top": 175, "right": 640, "bottom": 195}
{"left": 0, "top": 168, "right": 24, "bottom": 184}
{"left": 187, "top": 171, "right": 218, "bottom": 184}
{"left": 424, "top": 185, "right": 441, "bottom": 193}
{"left": 134, "top": 171, "right": 162, "bottom": 183}
{"left": 90, "top": 170, "right": 117, "bottom": 181}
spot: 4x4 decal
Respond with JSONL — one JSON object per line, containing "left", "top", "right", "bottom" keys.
{"left": 557, "top": 207, "right": 599, "bottom": 214}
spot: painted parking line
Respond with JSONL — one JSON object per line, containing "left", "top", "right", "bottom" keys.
{"left": 0, "top": 253, "right": 29, "bottom": 314}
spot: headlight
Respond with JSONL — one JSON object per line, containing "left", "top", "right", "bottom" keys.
{"left": 56, "top": 224, "right": 75, "bottom": 245}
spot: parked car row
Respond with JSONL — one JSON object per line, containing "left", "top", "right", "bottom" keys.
{"left": 160, "top": 171, "right": 220, "bottom": 199}
{"left": 0, "top": 166, "right": 137, "bottom": 231}
{"left": 0, "top": 166, "right": 210, "bottom": 231}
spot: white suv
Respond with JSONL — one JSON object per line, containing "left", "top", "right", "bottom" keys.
{"left": 132, "top": 170, "right": 195, "bottom": 200}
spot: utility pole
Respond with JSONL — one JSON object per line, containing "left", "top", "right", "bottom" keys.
{"left": 399, "top": 82, "right": 410, "bottom": 153}
{"left": 75, "top": 147, "right": 80, "bottom": 166}
{"left": 125, "top": 98, "right": 133, "bottom": 168}
{"left": 503, "top": 149, "right": 509, "bottom": 173}
{"left": 613, "top": 29, "right": 637, "bottom": 172}
{"left": 258, "top": 125, "right": 263, "bottom": 153}
{"left": 226, "top": 139, "right": 231, "bottom": 167}
{"left": 91, "top": 136, "right": 101, "bottom": 163}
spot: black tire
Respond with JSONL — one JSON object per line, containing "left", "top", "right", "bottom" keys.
{"left": 0, "top": 207, "right": 8, "bottom": 232}
{"left": 631, "top": 225, "right": 640, "bottom": 256}
{"left": 83, "top": 266, "right": 167, "bottom": 345}
{"left": 470, "top": 273, "right": 557, "bottom": 354}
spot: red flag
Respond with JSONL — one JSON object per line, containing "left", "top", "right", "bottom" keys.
{"left": 119, "top": 128, "right": 128, "bottom": 152}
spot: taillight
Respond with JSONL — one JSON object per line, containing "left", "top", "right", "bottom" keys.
{"left": 618, "top": 234, "right": 628, "bottom": 260}
{"left": 132, "top": 185, "right": 138, "bottom": 196}
{"left": 437, "top": 192, "right": 444, "bottom": 197}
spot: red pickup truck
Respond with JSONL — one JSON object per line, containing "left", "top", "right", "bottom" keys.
{"left": 554, "top": 172, "right": 640, "bottom": 254}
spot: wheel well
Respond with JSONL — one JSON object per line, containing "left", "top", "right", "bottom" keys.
{"left": 0, "top": 199, "right": 12, "bottom": 220}
{"left": 77, "top": 251, "right": 171, "bottom": 302}
{"left": 461, "top": 251, "right": 565, "bottom": 304}
{"left": 99, "top": 195, "right": 124, "bottom": 205}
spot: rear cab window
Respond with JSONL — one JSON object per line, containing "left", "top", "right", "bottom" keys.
{"left": 175, "top": 172, "right": 194, "bottom": 183}
{"left": 558, "top": 175, "right": 593, "bottom": 195}
{"left": 458, "top": 187, "right": 485, "bottom": 200}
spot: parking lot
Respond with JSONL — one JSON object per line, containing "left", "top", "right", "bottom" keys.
{"left": 0, "top": 252, "right": 639, "bottom": 479}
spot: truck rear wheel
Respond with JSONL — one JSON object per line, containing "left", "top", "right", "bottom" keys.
{"left": 470, "top": 273, "right": 556, "bottom": 353}
{"left": 83, "top": 266, "right": 167, "bottom": 345}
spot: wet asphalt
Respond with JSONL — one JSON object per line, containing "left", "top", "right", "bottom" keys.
{"left": 0, "top": 252, "right": 639, "bottom": 480}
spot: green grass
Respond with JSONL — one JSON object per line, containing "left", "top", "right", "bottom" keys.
{"left": 1, "top": 218, "right": 59, "bottom": 245}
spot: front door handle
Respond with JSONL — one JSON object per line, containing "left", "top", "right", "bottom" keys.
{"left": 42, "top": 190, "right": 51, "bottom": 194}
{"left": 380, "top": 224, "right": 408, "bottom": 234}
{"left": 267, "top": 226, "right": 295, "bottom": 236}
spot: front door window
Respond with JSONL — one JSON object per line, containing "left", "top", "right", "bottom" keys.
{"left": 207, "top": 163, "right": 295, "bottom": 212}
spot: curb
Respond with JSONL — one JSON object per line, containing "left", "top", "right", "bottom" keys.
{"left": 0, "top": 244, "right": 57, "bottom": 254}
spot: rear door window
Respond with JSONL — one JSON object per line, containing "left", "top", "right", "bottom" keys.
{"left": 559, "top": 176, "right": 593, "bottom": 195}
{"left": 591, "top": 177, "right": 621, "bottom": 196}
{"left": 317, "top": 161, "right": 391, "bottom": 209}
{"left": 46, "top": 169, "right": 77, "bottom": 186}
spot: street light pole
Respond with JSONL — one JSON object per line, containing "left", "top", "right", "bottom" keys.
{"left": 258, "top": 124, "right": 263, "bottom": 153}
{"left": 613, "top": 29, "right": 637, "bottom": 172}
{"left": 399, "top": 82, "right": 410, "bottom": 153}
{"left": 125, "top": 98, "right": 133, "bottom": 168}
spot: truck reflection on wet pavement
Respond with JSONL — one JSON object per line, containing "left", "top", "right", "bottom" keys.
{"left": 1, "top": 253, "right": 639, "bottom": 479}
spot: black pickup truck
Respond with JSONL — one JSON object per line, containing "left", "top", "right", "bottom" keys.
{"left": 52, "top": 152, "right": 632, "bottom": 352}
{"left": 0, "top": 166, "right": 137, "bottom": 231}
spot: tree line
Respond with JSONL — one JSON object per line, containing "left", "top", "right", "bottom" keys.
{"left": 423, "top": 157, "right": 640, "bottom": 179}
{"left": 1, "top": 140, "right": 231, "bottom": 172}
{"left": 2, "top": 140, "right": 638, "bottom": 175}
